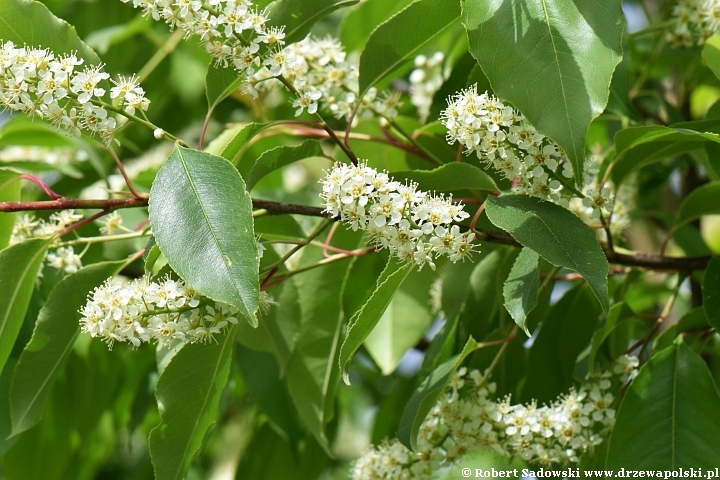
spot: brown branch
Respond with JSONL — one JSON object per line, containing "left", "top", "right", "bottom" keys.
{"left": 1, "top": 197, "right": 713, "bottom": 271}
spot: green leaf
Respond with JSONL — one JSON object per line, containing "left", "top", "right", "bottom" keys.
{"left": 143, "top": 236, "right": 161, "bottom": 276}
{"left": 284, "top": 227, "right": 358, "bottom": 453}
{"left": 149, "top": 146, "right": 260, "bottom": 326}
{"left": 610, "top": 125, "right": 720, "bottom": 185}
{"left": 149, "top": 328, "right": 236, "bottom": 480}
{"left": 245, "top": 139, "right": 324, "bottom": 191}
{"left": 521, "top": 284, "right": 601, "bottom": 403}
{"left": 703, "top": 35, "right": 720, "bottom": 81}
{"left": 0, "top": 0, "right": 101, "bottom": 65}
{"left": 588, "top": 301, "right": 634, "bottom": 373}
{"left": 9, "top": 259, "right": 126, "bottom": 436}
{"left": 485, "top": 195, "right": 609, "bottom": 311}
{"left": 338, "top": 0, "right": 415, "bottom": 53}
{"left": 205, "top": 64, "right": 242, "bottom": 111}
{"left": 653, "top": 308, "right": 709, "bottom": 354}
{"left": 397, "top": 337, "right": 478, "bottom": 451}
{"left": 675, "top": 182, "right": 720, "bottom": 229}
{"left": 254, "top": 215, "right": 306, "bottom": 241}
{"left": 0, "top": 238, "right": 49, "bottom": 375}
{"left": 266, "top": 0, "right": 359, "bottom": 45}
{"left": 364, "top": 270, "right": 436, "bottom": 375}
{"left": 0, "top": 168, "right": 21, "bottom": 250}
{"left": 502, "top": 247, "right": 540, "bottom": 337}
{"left": 607, "top": 341, "right": 720, "bottom": 469}
{"left": 358, "top": 0, "right": 461, "bottom": 96}
{"left": 393, "top": 163, "right": 498, "bottom": 193}
{"left": 218, "top": 123, "right": 269, "bottom": 172}
{"left": 704, "top": 257, "right": 720, "bottom": 330}
{"left": 84, "top": 15, "right": 150, "bottom": 55}
{"left": 339, "top": 258, "right": 411, "bottom": 384}
{"left": 463, "top": 0, "right": 624, "bottom": 184}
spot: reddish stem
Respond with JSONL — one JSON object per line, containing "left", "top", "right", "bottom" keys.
{"left": 58, "top": 210, "right": 109, "bottom": 237}
{"left": 469, "top": 203, "right": 486, "bottom": 232}
{"left": 19, "top": 174, "right": 63, "bottom": 200}
{"left": 322, "top": 222, "right": 340, "bottom": 258}
{"left": 109, "top": 147, "right": 146, "bottom": 199}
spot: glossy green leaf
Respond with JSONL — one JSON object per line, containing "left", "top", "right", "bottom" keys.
{"left": 9, "top": 259, "right": 126, "bottom": 436}
{"left": 588, "top": 301, "right": 634, "bottom": 373}
{"left": 703, "top": 35, "right": 720, "bottom": 81}
{"left": 502, "top": 247, "right": 540, "bottom": 337}
{"left": 0, "top": 169, "right": 21, "bottom": 250}
{"left": 338, "top": 0, "right": 415, "bottom": 52}
{"left": 285, "top": 227, "right": 358, "bottom": 453}
{"left": 149, "top": 146, "right": 260, "bottom": 327}
{"left": 704, "top": 257, "right": 720, "bottom": 330}
{"left": 397, "top": 337, "right": 478, "bottom": 451}
{"left": 611, "top": 125, "right": 720, "bottom": 185}
{"left": 143, "top": 236, "right": 161, "bottom": 276}
{"left": 463, "top": 0, "right": 624, "bottom": 184}
{"left": 653, "top": 308, "right": 709, "bottom": 354}
{"left": 393, "top": 163, "right": 498, "bottom": 193}
{"left": 267, "top": 0, "right": 359, "bottom": 45}
{"left": 339, "top": 258, "right": 411, "bottom": 384}
{"left": 205, "top": 64, "right": 242, "bottom": 111}
{"left": 149, "top": 328, "right": 236, "bottom": 480}
{"left": 0, "top": 0, "right": 101, "bottom": 64}
{"left": 364, "top": 269, "right": 435, "bottom": 375}
{"left": 358, "top": 0, "right": 461, "bottom": 96}
{"left": 0, "top": 238, "right": 49, "bottom": 375}
{"left": 245, "top": 139, "right": 324, "bottom": 191}
{"left": 607, "top": 341, "right": 720, "bottom": 469}
{"left": 675, "top": 182, "right": 720, "bottom": 229}
{"left": 485, "top": 195, "right": 609, "bottom": 311}
{"left": 218, "top": 122, "right": 269, "bottom": 170}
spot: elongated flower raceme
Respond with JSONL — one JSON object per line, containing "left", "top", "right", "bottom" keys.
{"left": 351, "top": 356, "right": 639, "bottom": 479}
{"left": 80, "top": 275, "right": 241, "bottom": 349}
{"left": 0, "top": 41, "right": 150, "bottom": 144}
{"left": 320, "top": 162, "right": 477, "bottom": 270}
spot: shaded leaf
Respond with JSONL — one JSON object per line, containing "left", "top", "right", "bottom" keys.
{"left": 502, "top": 247, "right": 540, "bottom": 336}
{"left": 0, "top": 238, "right": 49, "bottom": 375}
{"left": 485, "top": 195, "right": 609, "bottom": 311}
{"left": 149, "top": 146, "right": 260, "bottom": 326}
{"left": 607, "top": 341, "right": 720, "bottom": 468}
{"left": 218, "top": 123, "right": 269, "bottom": 170}
{"left": 463, "top": 0, "right": 624, "bottom": 184}
{"left": 9, "top": 259, "right": 126, "bottom": 436}
{"left": 704, "top": 257, "right": 720, "bottom": 330}
{"left": 653, "top": 308, "right": 709, "bottom": 354}
{"left": 588, "top": 301, "right": 634, "bottom": 373}
{"left": 246, "top": 139, "right": 324, "bottom": 191}
{"left": 393, "top": 163, "right": 498, "bottom": 193}
{"left": 703, "top": 35, "right": 720, "bottom": 82}
{"left": 339, "top": 258, "right": 411, "bottom": 384}
{"left": 206, "top": 64, "right": 242, "bottom": 111}
{"left": 675, "top": 181, "right": 720, "bottom": 229}
{"left": 0, "top": 168, "right": 21, "bottom": 250}
{"left": 267, "top": 0, "right": 359, "bottom": 45}
{"left": 149, "top": 328, "right": 236, "bottom": 480}
{"left": 397, "top": 337, "right": 478, "bottom": 451}
{"left": 338, "top": 0, "right": 415, "bottom": 53}
{"left": 358, "top": 0, "right": 461, "bottom": 96}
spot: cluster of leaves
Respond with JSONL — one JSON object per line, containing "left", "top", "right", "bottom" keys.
{"left": 0, "top": 0, "right": 719, "bottom": 479}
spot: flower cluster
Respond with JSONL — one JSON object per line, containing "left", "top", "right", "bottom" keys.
{"left": 46, "top": 246, "right": 83, "bottom": 274}
{"left": 320, "top": 162, "right": 476, "bottom": 270}
{"left": 351, "top": 356, "right": 640, "bottom": 479}
{"left": 252, "top": 35, "right": 401, "bottom": 120}
{"left": 10, "top": 210, "right": 82, "bottom": 245}
{"left": 441, "top": 85, "right": 566, "bottom": 205}
{"left": 409, "top": 52, "right": 446, "bottom": 123}
{"left": 667, "top": 0, "right": 720, "bottom": 48}
{"left": 0, "top": 145, "right": 88, "bottom": 167}
{"left": 0, "top": 41, "right": 150, "bottom": 144}
{"left": 79, "top": 275, "right": 240, "bottom": 348}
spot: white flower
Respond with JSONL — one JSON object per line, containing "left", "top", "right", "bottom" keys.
{"left": 46, "top": 247, "right": 82, "bottom": 274}
{"left": 292, "top": 87, "right": 322, "bottom": 116}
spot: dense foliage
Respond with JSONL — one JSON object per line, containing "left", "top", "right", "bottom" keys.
{"left": 0, "top": 0, "right": 719, "bottom": 478}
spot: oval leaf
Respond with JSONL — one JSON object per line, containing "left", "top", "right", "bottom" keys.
{"left": 393, "top": 163, "right": 498, "bottom": 193}
{"left": 0, "top": 0, "right": 101, "bottom": 65}
{"left": 267, "top": 0, "right": 359, "bottom": 45}
{"left": 397, "top": 337, "right": 478, "bottom": 451}
{"left": 9, "top": 259, "right": 127, "bottom": 436}
{"left": 676, "top": 181, "right": 720, "bottom": 229}
{"left": 0, "top": 238, "right": 49, "bottom": 375}
{"left": 149, "top": 146, "right": 260, "bottom": 326}
{"left": 338, "top": 0, "right": 415, "bottom": 53}
{"left": 502, "top": 247, "right": 540, "bottom": 337}
{"left": 245, "top": 139, "right": 324, "bottom": 191}
{"left": 149, "top": 328, "right": 236, "bottom": 480}
{"left": 205, "top": 64, "right": 242, "bottom": 111}
{"left": 607, "top": 341, "right": 720, "bottom": 468}
{"left": 485, "top": 194, "right": 609, "bottom": 312}
{"left": 703, "top": 35, "right": 720, "bottom": 81}
{"left": 358, "top": 0, "right": 461, "bottom": 96}
{"left": 463, "top": 0, "right": 624, "bottom": 185}
{"left": 339, "top": 258, "right": 411, "bottom": 384}
{"left": 218, "top": 122, "right": 269, "bottom": 170}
